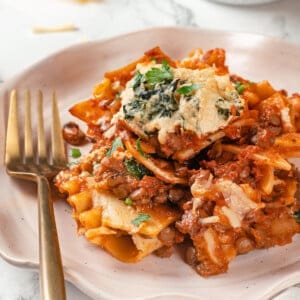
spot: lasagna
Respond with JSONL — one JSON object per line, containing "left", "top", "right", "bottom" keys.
{"left": 55, "top": 47, "right": 300, "bottom": 277}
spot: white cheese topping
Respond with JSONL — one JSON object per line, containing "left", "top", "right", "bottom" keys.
{"left": 215, "top": 179, "right": 258, "bottom": 222}
{"left": 113, "top": 63, "right": 244, "bottom": 144}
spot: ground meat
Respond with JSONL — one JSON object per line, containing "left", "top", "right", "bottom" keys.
{"left": 158, "top": 227, "right": 176, "bottom": 247}
{"left": 155, "top": 246, "right": 174, "bottom": 258}
{"left": 203, "top": 159, "right": 252, "bottom": 184}
{"left": 62, "top": 122, "right": 86, "bottom": 145}
{"left": 95, "top": 153, "right": 176, "bottom": 205}
{"left": 244, "top": 208, "right": 300, "bottom": 248}
{"left": 168, "top": 188, "right": 186, "bottom": 203}
{"left": 235, "top": 236, "right": 255, "bottom": 254}
{"left": 185, "top": 246, "right": 198, "bottom": 266}
{"left": 251, "top": 126, "right": 281, "bottom": 148}
{"left": 132, "top": 176, "right": 170, "bottom": 205}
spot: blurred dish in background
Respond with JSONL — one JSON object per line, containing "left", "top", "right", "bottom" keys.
{"left": 208, "top": 0, "right": 281, "bottom": 5}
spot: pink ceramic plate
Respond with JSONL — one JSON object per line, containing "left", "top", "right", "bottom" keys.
{"left": 0, "top": 27, "right": 299, "bottom": 300}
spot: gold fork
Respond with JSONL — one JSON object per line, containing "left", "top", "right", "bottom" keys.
{"left": 5, "top": 90, "right": 66, "bottom": 300}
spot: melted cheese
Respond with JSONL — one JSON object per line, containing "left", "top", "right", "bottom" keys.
{"left": 87, "top": 190, "right": 178, "bottom": 262}
{"left": 215, "top": 179, "right": 258, "bottom": 222}
{"left": 114, "top": 64, "right": 243, "bottom": 144}
{"left": 92, "top": 190, "right": 178, "bottom": 237}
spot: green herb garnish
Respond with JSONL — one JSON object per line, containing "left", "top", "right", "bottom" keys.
{"left": 131, "top": 213, "right": 151, "bottom": 227}
{"left": 145, "top": 60, "right": 173, "bottom": 85}
{"left": 136, "top": 138, "right": 149, "bottom": 158}
{"left": 294, "top": 211, "right": 300, "bottom": 223}
{"left": 71, "top": 148, "right": 81, "bottom": 159}
{"left": 131, "top": 71, "right": 143, "bottom": 89}
{"left": 235, "top": 81, "right": 245, "bottom": 94}
{"left": 177, "top": 83, "right": 203, "bottom": 95}
{"left": 124, "top": 158, "right": 152, "bottom": 179}
{"left": 106, "top": 137, "right": 124, "bottom": 157}
{"left": 124, "top": 198, "right": 133, "bottom": 206}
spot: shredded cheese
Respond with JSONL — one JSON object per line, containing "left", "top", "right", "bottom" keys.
{"left": 32, "top": 24, "right": 78, "bottom": 34}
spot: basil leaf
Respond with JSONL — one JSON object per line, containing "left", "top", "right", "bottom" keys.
{"left": 177, "top": 83, "right": 203, "bottom": 95}
{"left": 131, "top": 213, "right": 151, "bottom": 227}
{"left": 124, "top": 158, "right": 152, "bottom": 179}
{"left": 106, "top": 137, "right": 124, "bottom": 157}
{"left": 71, "top": 148, "right": 81, "bottom": 159}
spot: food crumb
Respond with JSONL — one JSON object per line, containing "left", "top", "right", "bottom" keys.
{"left": 32, "top": 24, "right": 78, "bottom": 34}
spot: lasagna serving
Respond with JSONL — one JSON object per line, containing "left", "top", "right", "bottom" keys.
{"left": 55, "top": 47, "right": 300, "bottom": 277}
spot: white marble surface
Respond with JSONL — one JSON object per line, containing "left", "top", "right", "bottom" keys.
{"left": 1, "top": 0, "right": 300, "bottom": 299}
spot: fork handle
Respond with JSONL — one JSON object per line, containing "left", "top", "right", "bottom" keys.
{"left": 37, "top": 176, "right": 66, "bottom": 300}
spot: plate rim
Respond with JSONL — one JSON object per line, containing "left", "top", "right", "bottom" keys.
{"left": 1, "top": 26, "right": 300, "bottom": 300}
{"left": 2, "top": 25, "right": 300, "bottom": 86}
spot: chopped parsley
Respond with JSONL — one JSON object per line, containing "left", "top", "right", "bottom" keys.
{"left": 235, "top": 81, "right": 245, "bottom": 94}
{"left": 145, "top": 59, "right": 173, "bottom": 86}
{"left": 124, "top": 158, "right": 152, "bottom": 179}
{"left": 294, "top": 211, "right": 300, "bottom": 223}
{"left": 177, "top": 83, "right": 203, "bottom": 95}
{"left": 106, "top": 137, "right": 124, "bottom": 157}
{"left": 124, "top": 198, "right": 133, "bottom": 206}
{"left": 131, "top": 213, "right": 151, "bottom": 227}
{"left": 136, "top": 138, "right": 149, "bottom": 158}
{"left": 131, "top": 71, "right": 143, "bottom": 89}
{"left": 71, "top": 148, "right": 81, "bottom": 159}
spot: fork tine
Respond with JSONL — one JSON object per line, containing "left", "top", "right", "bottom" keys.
{"left": 5, "top": 90, "right": 21, "bottom": 165}
{"left": 37, "top": 90, "right": 47, "bottom": 164}
{"left": 24, "top": 90, "right": 34, "bottom": 163}
{"left": 51, "top": 92, "right": 66, "bottom": 166}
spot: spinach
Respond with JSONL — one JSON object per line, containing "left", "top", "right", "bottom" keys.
{"left": 215, "top": 98, "right": 230, "bottom": 120}
{"left": 146, "top": 92, "right": 178, "bottom": 120}
{"left": 124, "top": 158, "right": 152, "bottom": 179}
{"left": 123, "top": 97, "right": 146, "bottom": 120}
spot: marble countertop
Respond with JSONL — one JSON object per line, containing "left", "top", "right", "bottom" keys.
{"left": 0, "top": 0, "right": 300, "bottom": 299}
